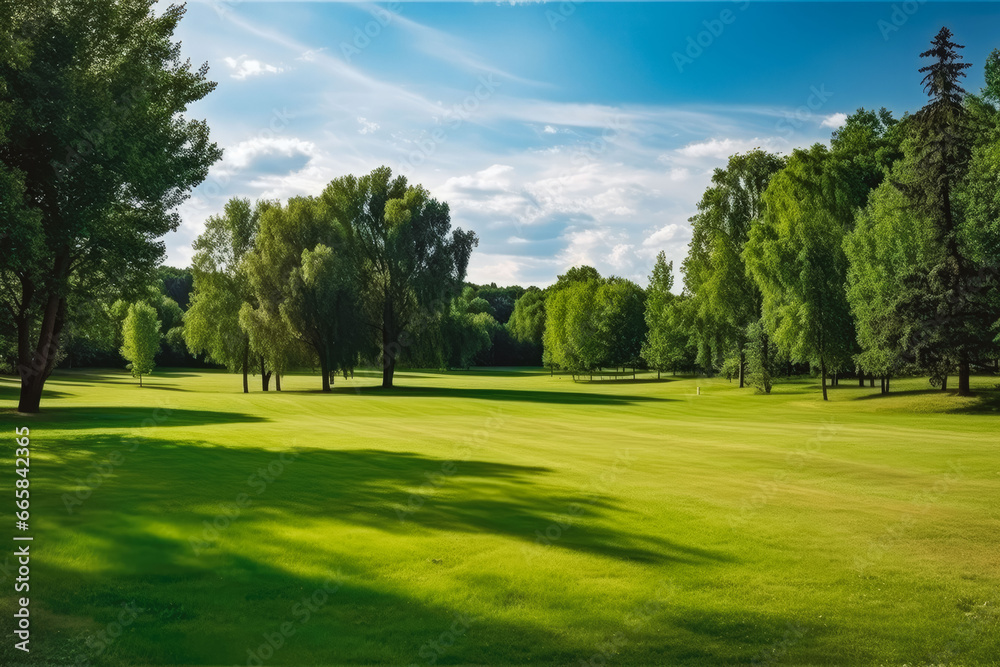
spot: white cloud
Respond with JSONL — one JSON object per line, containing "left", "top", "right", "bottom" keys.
{"left": 821, "top": 112, "right": 848, "bottom": 128}
{"left": 543, "top": 125, "right": 557, "bottom": 134}
{"left": 643, "top": 223, "right": 690, "bottom": 248}
{"left": 357, "top": 117, "right": 380, "bottom": 135}
{"left": 213, "top": 136, "right": 319, "bottom": 175}
{"left": 676, "top": 137, "right": 782, "bottom": 160}
{"left": 223, "top": 54, "right": 284, "bottom": 80}
{"left": 297, "top": 48, "right": 326, "bottom": 62}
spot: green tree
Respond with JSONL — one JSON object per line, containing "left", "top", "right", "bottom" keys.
{"left": 509, "top": 287, "right": 546, "bottom": 346}
{"left": 120, "top": 302, "right": 160, "bottom": 387}
{"left": 641, "top": 252, "right": 692, "bottom": 377}
{"left": 746, "top": 145, "right": 856, "bottom": 400}
{"left": 597, "top": 277, "right": 646, "bottom": 370}
{"left": 185, "top": 199, "right": 270, "bottom": 393}
{"left": 0, "top": 1, "right": 220, "bottom": 412}
{"left": 844, "top": 173, "right": 935, "bottom": 391}
{"left": 544, "top": 276, "right": 605, "bottom": 372}
{"left": 321, "top": 167, "right": 477, "bottom": 388}
{"left": 285, "top": 244, "right": 365, "bottom": 392}
{"left": 894, "top": 28, "right": 997, "bottom": 395}
{"left": 682, "top": 150, "right": 785, "bottom": 385}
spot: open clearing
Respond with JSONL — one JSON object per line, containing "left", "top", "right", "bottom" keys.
{"left": 1, "top": 369, "right": 998, "bottom": 666}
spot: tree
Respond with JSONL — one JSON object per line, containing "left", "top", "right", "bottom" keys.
{"left": 120, "top": 302, "right": 160, "bottom": 387}
{"left": 893, "top": 28, "right": 997, "bottom": 396}
{"left": 321, "top": 167, "right": 477, "bottom": 388}
{"left": 597, "top": 278, "right": 646, "bottom": 370}
{"left": 0, "top": 1, "right": 220, "bottom": 412}
{"left": 544, "top": 276, "right": 605, "bottom": 372}
{"left": 641, "top": 252, "right": 692, "bottom": 377}
{"left": 844, "top": 174, "right": 935, "bottom": 392}
{"left": 285, "top": 244, "right": 365, "bottom": 391}
{"left": 509, "top": 287, "right": 546, "bottom": 347}
{"left": 682, "top": 150, "right": 785, "bottom": 385}
{"left": 436, "top": 289, "right": 498, "bottom": 370}
{"left": 185, "top": 198, "right": 270, "bottom": 393}
{"left": 745, "top": 145, "right": 856, "bottom": 400}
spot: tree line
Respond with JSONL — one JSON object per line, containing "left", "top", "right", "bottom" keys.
{"left": 512, "top": 30, "right": 1000, "bottom": 400}
{"left": 182, "top": 168, "right": 477, "bottom": 392}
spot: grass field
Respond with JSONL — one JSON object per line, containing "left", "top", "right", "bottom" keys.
{"left": 1, "top": 368, "right": 999, "bottom": 666}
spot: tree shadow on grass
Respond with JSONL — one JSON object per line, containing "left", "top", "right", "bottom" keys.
{"left": 851, "top": 386, "right": 1000, "bottom": 414}
{"left": 3, "top": 406, "right": 267, "bottom": 429}
{"left": 3, "top": 436, "right": 823, "bottom": 667}
{"left": 320, "top": 385, "right": 672, "bottom": 406}
{"left": 0, "top": 381, "right": 70, "bottom": 402}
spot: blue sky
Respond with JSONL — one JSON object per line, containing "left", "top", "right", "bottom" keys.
{"left": 162, "top": 1, "right": 1000, "bottom": 288}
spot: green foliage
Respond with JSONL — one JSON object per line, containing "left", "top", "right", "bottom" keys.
{"left": 158, "top": 266, "right": 194, "bottom": 310}
{"left": 509, "top": 287, "right": 546, "bottom": 346}
{"left": 844, "top": 174, "right": 935, "bottom": 378}
{"left": 0, "top": 0, "right": 220, "bottom": 411}
{"left": 120, "top": 302, "right": 160, "bottom": 385}
{"left": 284, "top": 244, "right": 366, "bottom": 390}
{"left": 321, "top": 166, "right": 477, "bottom": 387}
{"left": 185, "top": 199, "right": 271, "bottom": 379}
{"left": 641, "top": 252, "right": 690, "bottom": 373}
{"left": 744, "top": 320, "right": 780, "bottom": 394}
{"left": 682, "top": 150, "right": 785, "bottom": 375}
{"left": 891, "top": 29, "right": 999, "bottom": 394}
{"left": 745, "top": 145, "right": 856, "bottom": 399}
{"left": 597, "top": 278, "right": 647, "bottom": 368}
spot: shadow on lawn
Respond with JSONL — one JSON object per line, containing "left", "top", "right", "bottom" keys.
{"left": 3, "top": 406, "right": 266, "bottom": 429}
{"left": 319, "top": 384, "right": 672, "bottom": 406}
{"left": 10, "top": 437, "right": 828, "bottom": 667}
{"left": 851, "top": 386, "right": 1000, "bottom": 414}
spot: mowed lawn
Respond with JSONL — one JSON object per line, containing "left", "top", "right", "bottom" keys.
{"left": 1, "top": 368, "right": 999, "bottom": 666}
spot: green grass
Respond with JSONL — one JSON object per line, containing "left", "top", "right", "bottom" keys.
{"left": 1, "top": 368, "right": 999, "bottom": 666}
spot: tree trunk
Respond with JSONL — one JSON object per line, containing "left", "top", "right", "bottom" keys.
{"left": 17, "top": 292, "right": 66, "bottom": 413}
{"left": 820, "top": 359, "right": 828, "bottom": 401}
{"left": 139, "top": 373, "right": 142, "bottom": 388}
{"left": 275, "top": 375, "right": 281, "bottom": 392}
{"left": 320, "top": 357, "right": 331, "bottom": 392}
{"left": 261, "top": 358, "right": 271, "bottom": 391}
{"left": 958, "top": 358, "right": 971, "bottom": 396}
{"left": 382, "top": 298, "right": 396, "bottom": 388}
{"left": 870, "top": 376, "right": 875, "bottom": 388}
{"left": 941, "top": 374, "right": 948, "bottom": 392}
{"left": 738, "top": 351, "right": 745, "bottom": 388}
{"left": 886, "top": 376, "right": 891, "bottom": 394}
{"left": 242, "top": 343, "right": 249, "bottom": 394}
{"left": 858, "top": 371, "right": 865, "bottom": 387}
